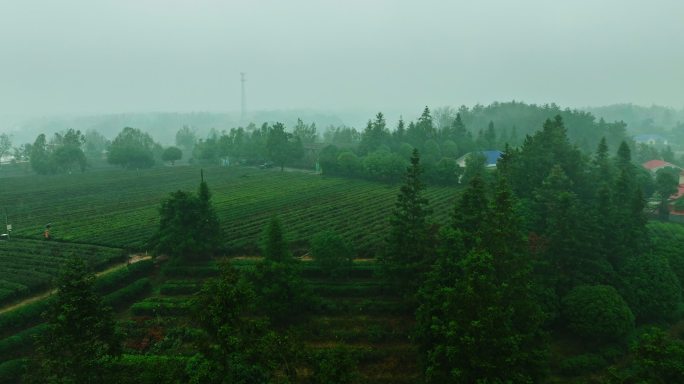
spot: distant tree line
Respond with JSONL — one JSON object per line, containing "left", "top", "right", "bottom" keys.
{"left": 11, "top": 102, "right": 684, "bottom": 182}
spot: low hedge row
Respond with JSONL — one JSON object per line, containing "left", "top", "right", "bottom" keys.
{"left": 0, "top": 324, "right": 47, "bottom": 361}
{"left": 109, "top": 354, "right": 190, "bottom": 384}
{"left": 0, "top": 300, "right": 50, "bottom": 338}
{"left": 0, "top": 358, "right": 28, "bottom": 384}
{"left": 159, "top": 282, "right": 200, "bottom": 296}
{"left": 317, "top": 298, "right": 412, "bottom": 316}
{"left": 103, "top": 278, "right": 152, "bottom": 310}
{"left": 161, "top": 265, "right": 218, "bottom": 278}
{"left": 130, "top": 299, "right": 192, "bottom": 317}
{"left": 94, "top": 259, "right": 154, "bottom": 295}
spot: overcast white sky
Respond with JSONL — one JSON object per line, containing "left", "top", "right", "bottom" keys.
{"left": 0, "top": 0, "right": 682, "bottom": 116}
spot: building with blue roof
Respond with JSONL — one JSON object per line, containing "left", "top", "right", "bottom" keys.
{"left": 456, "top": 150, "right": 503, "bottom": 168}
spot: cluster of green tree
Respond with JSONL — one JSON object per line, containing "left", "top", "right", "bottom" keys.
{"left": 107, "top": 127, "right": 162, "bottom": 169}
{"left": 633, "top": 141, "right": 682, "bottom": 165}
{"left": 27, "top": 129, "right": 88, "bottom": 174}
{"left": 182, "top": 102, "right": 629, "bottom": 185}
{"left": 192, "top": 120, "right": 307, "bottom": 171}
{"left": 17, "top": 125, "right": 187, "bottom": 174}
{"left": 382, "top": 116, "right": 684, "bottom": 382}
{"left": 149, "top": 172, "right": 221, "bottom": 260}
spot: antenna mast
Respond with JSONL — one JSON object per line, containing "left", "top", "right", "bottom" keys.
{"left": 240, "top": 72, "right": 246, "bottom": 122}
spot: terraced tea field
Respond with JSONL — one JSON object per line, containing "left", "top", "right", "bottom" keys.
{"left": 0, "top": 166, "right": 460, "bottom": 382}
{"left": 0, "top": 165, "right": 458, "bottom": 255}
{"left": 0, "top": 239, "right": 124, "bottom": 307}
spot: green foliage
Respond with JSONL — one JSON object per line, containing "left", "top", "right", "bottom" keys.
{"left": 505, "top": 115, "right": 585, "bottom": 199}
{"left": 0, "top": 300, "right": 49, "bottom": 338}
{"left": 152, "top": 179, "right": 221, "bottom": 260}
{"left": 562, "top": 285, "right": 634, "bottom": 342}
{"left": 358, "top": 112, "right": 391, "bottom": 155}
{"left": 292, "top": 118, "right": 317, "bottom": 144}
{"left": 318, "top": 144, "right": 339, "bottom": 175}
{"left": 619, "top": 254, "right": 682, "bottom": 323}
{"left": 266, "top": 122, "right": 303, "bottom": 171}
{"left": 310, "top": 347, "right": 362, "bottom": 384}
{"left": 452, "top": 174, "right": 488, "bottom": 249}
{"left": 460, "top": 151, "right": 486, "bottom": 185}
{"left": 26, "top": 257, "right": 121, "bottom": 384}
{"left": 655, "top": 167, "right": 679, "bottom": 219}
{"left": 261, "top": 216, "right": 290, "bottom": 263}
{"left": 361, "top": 150, "right": 406, "bottom": 182}
{"left": 0, "top": 324, "right": 47, "bottom": 362}
{"left": 558, "top": 353, "right": 609, "bottom": 376}
{"left": 0, "top": 165, "right": 457, "bottom": 252}
{"left": 29, "top": 129, "right": 87, "bottom": 174}
{"left": 381, "top": 149, "right": 434, "bottom": 295}
{"left": 424, "top": 157, "right": 461, "bottom": 185}
{"left": 190, "top": 263, "right": 302, "bottom": 383}
{"left": 418, "top": 178, "right": 546, "bottom": 383}
{"left": 110, "top": 355, "right": 189, "bottom": 384}
{"left": 0, "top": 358, "right": 28, "bottom": 384}
{"left": 0, "top": 133, "right": 11, "bottom": 168}
{"left": 108, "top": 127, "right": 156, "bottom": 169}
{"left": 93, "top": 259, "right": 154, "bottom": 294}
{"left": 162, "top": 146, "right": 183, "bottom": 165}
{"left": 626, "top": 327, "right": 684, "bottom": 383}
{"left": 176, "top": 125, "right": 197, "bottom": 155}
{"left": 310, "top": 230, "right": 353, "bottom": 277}
{"left": 648, "top": 222, "right": 684, "bottom": 293}
{"left": 248, "top": 259, "right": 312, "bottom": 325}
{"left": 336, "top": 151, "right": 363, "bottom": 176}
{"left": 103, "top": 277, "right": 151, "bottom": 309}
{"left": 420, "top": 249, "right": 545, "bottom": 383}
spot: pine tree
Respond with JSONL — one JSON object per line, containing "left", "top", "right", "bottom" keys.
{"left": 417, "top": 106, "right": 435, "bottom": 139}
{"left": 152, "top": 175, "right": 222, "bottom": 260}
{"left": 453, "top": 174, "right": 489, "bottom": 250}
{"left": 262, "top": 216, "right": 290, "bottom": 263}
{"left": 382, "top": 149, "right": 434, "bottom": 294}
{"left": 28, "top": 258, "right": 120, "bottom": 384}
{"left": 418, "top": 177, "right": 547, "bottom": 383}
{"left": 197, "top": 174, "right": 222, "bottom": 257}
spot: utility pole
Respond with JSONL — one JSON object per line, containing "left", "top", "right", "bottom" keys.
{"left": 240, "top": 72, "right": 246, "bottom": 123}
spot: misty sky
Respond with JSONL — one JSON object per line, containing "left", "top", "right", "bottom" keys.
{"left": 1, "top": 0, "right": 683, "bottom": 116}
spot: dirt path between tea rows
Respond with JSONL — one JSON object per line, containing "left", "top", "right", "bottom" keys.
{"left": 0, "top": 254, "right": 151, "bottom": 315}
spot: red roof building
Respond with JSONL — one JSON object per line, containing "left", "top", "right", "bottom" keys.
{"left": 642, "top": 159, "right": 678, "bottom": 172}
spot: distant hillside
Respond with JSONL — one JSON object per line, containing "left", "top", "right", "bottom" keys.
{"left": 586, "top": 104, "right": 684, "bottom": 133}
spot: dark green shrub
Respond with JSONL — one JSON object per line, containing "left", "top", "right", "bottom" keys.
{"left": 310, "top": 231, "right": 353, "bottom": 277}
{"left": 562, "top": 285, "right": 634, "bottom": 342}
{"left": 628, "top": 327, "right": 684, "bottom": 383}
{"left": 162, "top": 265, "right": 218, "bottom": 278}
{"left": 109, "top": 354, "right": 189, "bottom": 384}
{"left": 620, "top": 254, "right": 682, "bottom": 323}
{"left": 94, "top": 259, "right": 154, "bottom": 294}
{"left": 103, "top": 278, "right": 152, "bottom": 309}
{"left": 159, "top": 282, "right": 200, "bottom": 295}
{"left": 130, "top": 299, "right": 190, "bottom": 317}
{"left": 310, "top": 347, "right": 362, "bottom": 384}
{"left": 559, "top": 353, "right": 608, "bottom": 376}
{"left": 0, "top": 324, "right": 47, "bottom": 361}
{"left": 0, "top": 359, "right": 28, "bottom": 384}
{"left": 248, "top": 260, "right": 314, "bottom": 324}
{"left": 0, "top": 300, "right": 49, "bottom": 338}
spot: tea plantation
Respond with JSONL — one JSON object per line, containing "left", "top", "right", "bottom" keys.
{"left": 0, "top": 165, "right": 459, "bottom": 382}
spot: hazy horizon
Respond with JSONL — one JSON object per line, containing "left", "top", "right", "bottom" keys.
{"left": 1, "top": 0, "right": 683, "bottom": 118}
